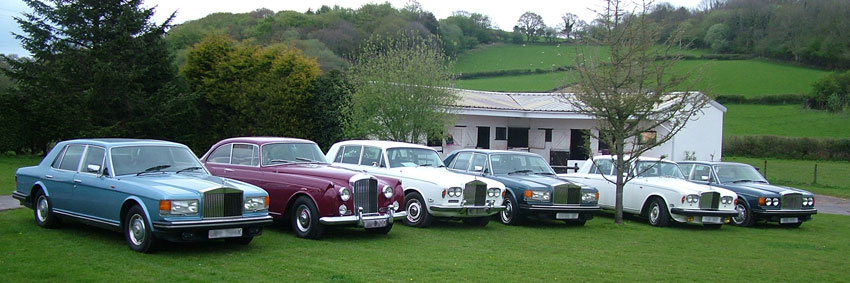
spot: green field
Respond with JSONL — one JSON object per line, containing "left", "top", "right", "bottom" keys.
{"left": 453, "top": 71, "right": 572, "bottom": 92}
{"left": 0, "top": 208, "right": 847, "bottom": 281}
{"left": 674, "top": 60, "right": 830, "bottom": 97}
{"left": 724, "top": 156, "right": 850, "bottom": 199}
{"left": 1, "top": 155, "right": 41, "bottom": 194}
{"left": 723, "top": 104, "right": 850, "bottom": 138}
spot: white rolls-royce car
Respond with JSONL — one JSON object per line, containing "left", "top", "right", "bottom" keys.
{"left": 326, "top": 140, "right": 506, "bottom": 228}
{"left": 560, "top": 156, "right": 738, "bottom": 228}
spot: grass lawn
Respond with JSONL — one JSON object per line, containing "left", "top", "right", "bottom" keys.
{"left": 453, "top": 71, "right": 573, "bottom": 92}
{"left": 724, "top": 156, "right": 850, "bottom": 199}
{"left": 0, "top": 208, "right": 847, "bottom": 281}
{"left": 0, "top": 155, "right": 41, "bottom": 195}
{"left": 723, "top": 104, "right": 850, "bottom": 138}
{"left": 675, "top": 59, "right": 830, "bottom": 97}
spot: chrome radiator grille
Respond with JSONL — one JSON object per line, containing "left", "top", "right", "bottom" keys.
{"left": 464, "top": 180, "right": 487, "bottom": 206}
{"left": 203, "top": 187, "right": 243, "bottom": 218}
{"left": 553, "top": 185, "right": 581, "bottom": 205}
{"left": 782, "top": 193, "right": 803, "bottom": 210}
{"left": 699, "top": 192, "right": 720, "bottom": 209}
{"left": 353, "top": 178, "right": 378, "bottom": 213}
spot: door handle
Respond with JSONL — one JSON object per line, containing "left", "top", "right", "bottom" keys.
{"left": 73, "top": 179, "right": 82, "bottom": 183}
{"left": 224, "top": 168, "right": 235, "bottom": 172}
{"left": 44, "top": 175, "right": 53, "bottom": 179}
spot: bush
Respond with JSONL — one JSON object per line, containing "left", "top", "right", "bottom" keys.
{"left": 808, "top": 70, "right": 850, "bottom": 112}
{"left": 715, "top": 94, "right": 808, "bottom": 105}
{"left": 724, "top": 135, "right": 850, "bottom": 161}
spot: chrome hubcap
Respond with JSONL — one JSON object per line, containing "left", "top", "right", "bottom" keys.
{"left": 296, "top": 205, "right": 311, "bottom": 232}
{"left": 407, "top": 200, "right": 421, "bottom": 223}
{"left": 733, "top": 203, "right": 747, "bottom": 224}
{"left": 128, "top": 214, "right": 146, "bottom": 246}
{"left": 36, "top": 196, "right": 48, "bottom": 222}
{"left": 649, "top": 204, "right": 659, "bottom": 224}
{"left": 500, "top": 199, "right": 513, "bottom": 223}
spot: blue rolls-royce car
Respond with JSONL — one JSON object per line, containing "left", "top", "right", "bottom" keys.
{"left": 12, "top": 139, "right": 273, "bottom": 252}
{"left": 677, "top": 161, "right": 816, "bottom": 228}
{"left": 444, "top": 150, "right": 600, "bottom": 225}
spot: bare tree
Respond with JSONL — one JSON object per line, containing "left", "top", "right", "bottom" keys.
{"left": 559, "top": 13, "right": 579, "bottom": 39}
{"left": 564, "top": 0, "right": 712, "bottom": 224}
{"left": 516, "top": 12, "right": 545, "bottom": 43}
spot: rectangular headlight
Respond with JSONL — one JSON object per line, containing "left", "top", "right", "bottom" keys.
{"left": 529, "top": 191, "right": 550, "bottom": 202}
{"left": 244, "top": 196, "right": 269, "bottom": 212}
{"left": 160, "top": 199, "right": 198, "bottom": 216}
{"left": 582, "top": 192, "right": 598, "bottom": 202}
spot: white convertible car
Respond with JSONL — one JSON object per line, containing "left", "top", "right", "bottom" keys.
{"left": 326, "top": 140, "right": 506, "bottom": 228}
{"left": 561, "top": 156, "right": 738, "bottom": 228}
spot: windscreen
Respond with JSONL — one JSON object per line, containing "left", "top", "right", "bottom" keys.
{"left": 111, "top": 146, "right": 204, "bottom": 176}
{"left": 262, "top": 143, "right": 328, "bottom": 165}
{"left": 386, "top": 148, "right": 443, "bottom": 168}
{"left": 491, "top": 154, "right": 555, "bottom": 175}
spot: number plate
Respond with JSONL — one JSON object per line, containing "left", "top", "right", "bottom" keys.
{"left": 780, "top": 217, "right": 799, "bottom": 224}
{"left": 702, "top": 216, "right": 722, "bottom": 223}
{"left": 208, "top": 228, "right": 242, "bottom": 239}
{"left": 467, "top": 208, "right": 487, "bottom": 216}
{"left": 363, "top": 218, "right": 388, "bottom": 228}
{"left": 556, "top": 213, "right": 579, "bottom": 220}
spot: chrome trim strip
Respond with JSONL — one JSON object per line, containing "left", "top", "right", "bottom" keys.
{"left": 52, "top": 209, "right": 121, "bottom": 227}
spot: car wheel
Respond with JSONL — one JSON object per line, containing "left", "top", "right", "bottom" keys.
{"left": 33, "top": 190, "right": 59, "bottom": 228}
{"left": 225, "top": 237, "right": 254, "bottom": 245}
{"left": 125, "top": 205, "right": 159, "bottom": 253}
{"left": 732, "top": 199, "right": 754, "bottom": 227}
{"left": 703, "top": 224, "right": 723, "bottom": 229}
{"left": 780, "top": 222, "right": 803, "bottom": 228}
{"left": 366, "top": 223, "right": 393, "bottom": 234}
{"left": 404, "top": 192, "right": 433, "bottom": 228}
{"left": 499, "top": 196, "right": 524, "bottom": 225}
{"left": 462, "top": 216, "right": 490, "bottom": 227}
{"left": 647, "top": 198, "right": 671, "bottom": 227}
{"left": 291, "top": 196, "right": 324, "bottom": 239}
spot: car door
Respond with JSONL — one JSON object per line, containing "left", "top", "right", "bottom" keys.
{"left": 222, "top": 143, "right": 264, "bottom": 184}
{"left": 203, "top": 143, "right": 233, "bottom": 175}
{"left": 73, "top": 145, "right": 119, "bottom": 222}
{"left": 579, "top": 159, "right": 616, "bottom": 208}
{"left": 46, "top": 144, "right": 86, "bottom": 213}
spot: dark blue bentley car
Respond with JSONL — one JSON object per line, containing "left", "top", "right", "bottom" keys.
{"left": 678, "top": 161, "right": 816, "bottom": 227}
{"left": 444, "top": 150, "right": 600, "bottom": 225}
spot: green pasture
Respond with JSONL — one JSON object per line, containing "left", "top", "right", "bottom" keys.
{"left": 675, "top": 59, "right": 830, "bottom": 97}
{"left": 0, "top": 207, "right": 847, "bottom": 281}
{"left": 723, "top": 104, "right": 850, "bottom": 138}
{"left": 453, "top": 71, "right": 572, "bottom": 92}
{"left": 724, "top": 156, "right": 850, "bottom": 199}
{"left": 1, "top": 155, "right": 40, "bottom": 194}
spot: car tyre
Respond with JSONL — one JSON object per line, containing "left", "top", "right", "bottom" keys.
{"left": 366, "top": 223, "right": 393, "bottom": 234}
{"left": 731, "top": 198, "right": 754, "bottom": 227}
{"left": 404, "top": 192, "right": 433, "bottom": 228}
{"left": 291, "top": 196, "right": 324, "bottom": 239}
{"left": 33, "top": 190, "right": 60, "bottom": 228}
{"left": 462, "top": 216, "right": 490, "bottom": 227}
{"left": 125, "top": 205, "right": 159, "bottom": 253}
{"left": 225, "top": 237, "right": 254, "bottom": 245}
{"left": 499, "top": 195, "right": 524, "bottom": 225}
{"left": 647, "top": 197, "right": 671, "bottom": 227}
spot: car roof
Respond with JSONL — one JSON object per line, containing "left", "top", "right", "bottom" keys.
{"left": 217, "top": 137, "right": 316, "bottom": 145}
{"left": 449, "top": 149, "right": 541, "bottom": 157}
{"left": 333, "top": 140, "right": 434, "bottom": 150}
{"left": 61, "top": 138, "right": 184, "bottom": 148}
{"left": 678, "top": 161, "right": 752, "bottom": 166}
{"left": 591, "top": 155, "right": 672, "bottom": 163}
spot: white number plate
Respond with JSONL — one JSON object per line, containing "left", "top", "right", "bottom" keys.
{"left": 780, "top": 217, "right": 799, "bottom": 224}
{"left": 702, "top": 216, "right": 722, "bottom": 223}
{"left": 467, "top": 208, "right": 487, "bottom": 216}
{"left": 209, "top": 228, "right": 242, "bottom": 239}
{"left": 363, "top": 218, "right": 388, "bottom": 228}
{"left": 556, "top": 213, "right": 579, "bottom": 220}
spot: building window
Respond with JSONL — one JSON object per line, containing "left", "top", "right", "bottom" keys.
{"left": 639, "top": 131, "right": 657, "bottom": 145}
{"left": 495, "top": 127, "right": 507, "bottom": 140}
{"left": 544, "top": 129, "right": 552, "bottom": 142}
{"left": 507, "top": 127, "right": 529, "bottom": 148}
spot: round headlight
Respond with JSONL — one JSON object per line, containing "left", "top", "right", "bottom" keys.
{"left": 383, "top": 185, "right": 393, "bottom": 199}
{"left": 765, "top": 198, "right": 773, "bottom": 206}
{"left": 392, "top": 201, "right": 400, "bottom": 211}
{"left": 452, "top": 187, "right": 462, "bottom": 197}
{"left": 339, "top": 187, "right": 351, "bottom": 202}
{"left": 338, "top": 204, "right": 347, "bottom": 215}
{"left": 773, "top": 198, "right": 780, "bottom": 206}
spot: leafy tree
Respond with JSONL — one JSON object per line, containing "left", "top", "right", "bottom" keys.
{"left": 348, "top": 33, "right": 457, "bottom": 143}
{"left": 565, "top": 0, "right": 712, "bottom": 225}
{"left": 311, "top": 70, "right": 353, "bottom": 150}
{"left": 516, "top": 12, "right": 545, "bottom": 43}
{"left": 704, "top": 23, "right": 729, "bottom": 52}
{"left": 2, "top": 0, "right": 185, "bottom": 153}
{"left": 809, "top": 70, "right": 850, "bottom": 112}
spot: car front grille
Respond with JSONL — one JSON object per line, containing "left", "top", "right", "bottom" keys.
{"left": 353, "top": 178, "right": 379, "bottom": 213}
{"left": 464, "top": 180, "right": 487, "bottom": 206}
{"left": 782, "top": 193, "right": 803, "bottom": 210}
{"left": 699, "top": 192, "right": 720, "bottom": 210}
{"left": 553, "top": 185, "right": 581, "bottom": 205}
{"left": 203, "top": 187, "right": 243, "bottom": 218}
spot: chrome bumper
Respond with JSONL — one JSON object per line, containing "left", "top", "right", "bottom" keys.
{"left": 519, "top": 204, "right": 602, "bottom": 213}
{"left": 429, "top": 204, "right": 506, "bottom": 215}
{"left": 152, "top": 215, "right": 273, "bottom": 230}
{"left": 670, "top": 208, "right": 738, "bottom": 217}
{"left": 319, "top": 209, "right": 407, "bottom": 226}
{"left": 753, "top": 208, "right": 817, "bottom": 216}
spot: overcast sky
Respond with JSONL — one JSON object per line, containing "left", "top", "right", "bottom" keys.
{"left": 1, "top": 0, "right": 703, "bottom": 56}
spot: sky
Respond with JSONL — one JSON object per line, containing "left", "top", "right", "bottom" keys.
{"left": 0, "top": 0, "right": 704, "bottom": 56}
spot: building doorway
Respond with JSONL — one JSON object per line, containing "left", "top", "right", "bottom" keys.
{"left": 569, "top": 129, "right": 590, "bottom": 160}
{"left": 476, "top": 127, "right": 490, "bottom": 149}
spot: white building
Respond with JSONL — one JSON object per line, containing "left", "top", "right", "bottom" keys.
{"left": 432, "top": 89, "right": 727, "bottom": 173}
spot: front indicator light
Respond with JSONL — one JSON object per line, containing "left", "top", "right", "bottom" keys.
{"left": 159, "top": 200, "right": 171, "bottom": 213}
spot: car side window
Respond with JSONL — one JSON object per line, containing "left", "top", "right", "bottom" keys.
{"left": 451, "top": 152, "right": 472, "bottom": 170}
{"left": 231, "top": 144, "right": 258, "bottom": 166}
{"left": 469, "top": 153, "right": 487, "bottom": 172}
{"left": 591, "top": 159, "right": 614, "bottom": 175}
{"left": 81, "top": 146, "right": 106, "bottom": 174}
{"left": 51, "top": 146, "right": 68, "bottom": 168}
{"left": 678, "top": 164, "right": 694, "bottom": 179}
{"left": 208, "top": 144, "right": 232, "bottom": 164}
{"left": 692, "top": 165, "right": 714, "bottom": 182}
{"left": 360, "top": 146, "right": 382, "bottom": 167}
{"left": 443, "top": 154, "right": 457, "bottom": 167}
{"left": 341, "top": 145, "right": 362, "bottom": 164}
{"left": 58, "top": 145, "right": 86, "bottom": 171}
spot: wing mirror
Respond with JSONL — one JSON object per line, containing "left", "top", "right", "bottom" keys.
{"left": 87, "top": 164, "right": 101, "bottom": 174}
{"left": 700, "top": 175, "right": 709, "bottom": 181}
{"left": 473, "top": 165, "right": 484, "bottom": 172}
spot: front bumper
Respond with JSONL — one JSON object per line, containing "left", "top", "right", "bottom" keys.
{"left": 152, "top": 215, "right": 273, "bottom": 242}
{"left": 12, "top": 191, "right": 30, "bottom": 208}
{"left": 429, "top": 204, "right": 506, "bottom": 216}
{"left": 319, "top": 209, "right": 407, "bottom": 227}
{"left": 518, "top": 204, "right": 602, "bottom": 213}
{"left": 670, "top": 208, "right": 738, "bottom": 217}
{"left": 753, "top": 208, "right": 818, "bottom": 217}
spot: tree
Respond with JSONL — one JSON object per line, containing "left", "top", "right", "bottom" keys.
{"left": 2, "top": 0, "right": 184, "bottom": 153}
{"left": 704, "top": 23, "right": 729, "bottom": 52}
{"left": 559, "top": 13, "right": 579, "bottom": 39}
{"left": 516, "top": 12, "right": 545, "bottom": 43}
{"left": 564, "top": 0, "right": 712, "bottom": 224}
{"left": 310, "top": 70, "right": 354, "bottom": 150}
{"left": 348, "top": 33, "right": 458, "bottom": 143}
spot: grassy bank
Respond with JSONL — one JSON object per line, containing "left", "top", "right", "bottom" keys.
{"left": 723, "top": 104, "right": 850, "bottom": 138}
{"left": 0, "top": 155, "right": 41, "bottom": 194}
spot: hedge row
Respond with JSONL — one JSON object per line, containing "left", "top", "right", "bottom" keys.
{"left": 456, "top": 66, "right": 575, "bottom": 80}
{"left": 724, "top": 135, "right": 850, "bottom": 161}
{"left": 715, "top": 94, "right": 808, "bottom": 105}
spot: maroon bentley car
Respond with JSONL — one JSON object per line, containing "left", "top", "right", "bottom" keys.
{"left": 201, "top": 137, "right": 407, "bottom": 239}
